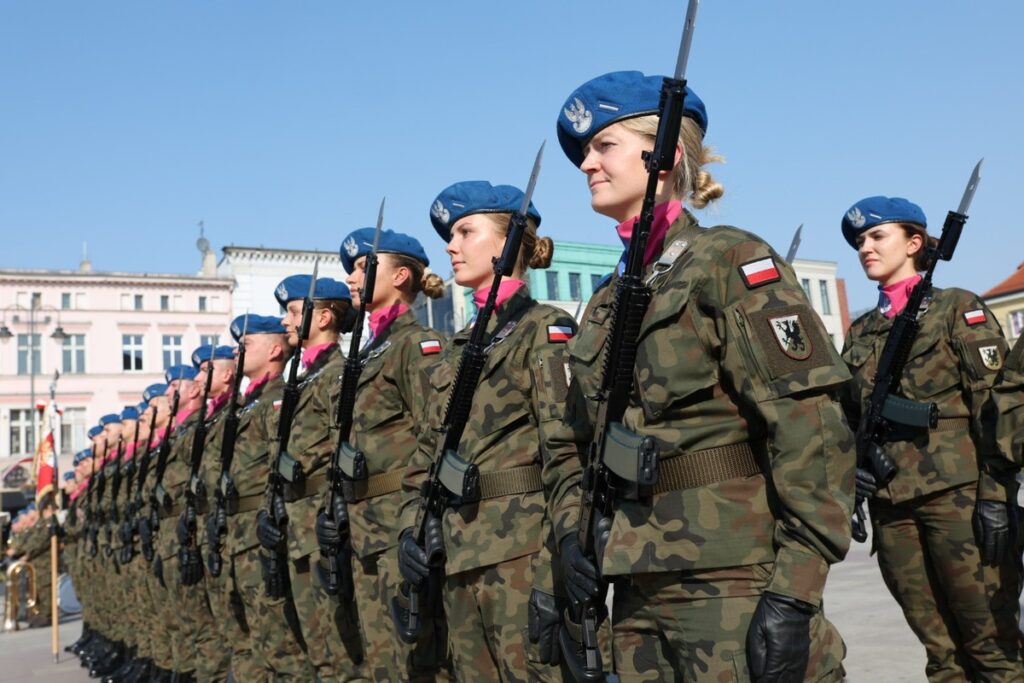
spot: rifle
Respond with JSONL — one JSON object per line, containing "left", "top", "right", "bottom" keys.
{"left": 117, "top": 416, "right": 143, "bottom": 563}
{"left": 319, "top": 199, "right": 385, "bottom": 597}
{"left": 390, "top": 142, "right": 544, "bottom": 642}
{"left": 208, "top": 318, "right": 249, "bottom": 578}
{"left": 851, "top": 159, "right": 982, "bottom": 542}
{"left": 104, "top": 434, "right": 125, "bottom": 556}
{"left": 179, "top": 357, "right": 216, "bottom": 583}
{"left": 559, "top": 3, "right": 700, "bottom": 679}
{"left": 123, "top": 407, "right": 159, "bottom": 564}
{"left": 146, "top": 383, "right": 182, "bottom": 561}
{"left": 85, "top": 443, "right": 100, "bottom": 558}
{"left": 263, "top": 260, "right": 319, "bottom": 598}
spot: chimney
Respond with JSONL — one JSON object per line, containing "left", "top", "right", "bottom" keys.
{"left": 79, "top": 242, "right": 92, "bottom": 272}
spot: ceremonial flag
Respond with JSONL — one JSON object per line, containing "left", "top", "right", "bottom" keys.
{"left": 33, "top": 398, "right": 61, "bottom": 505}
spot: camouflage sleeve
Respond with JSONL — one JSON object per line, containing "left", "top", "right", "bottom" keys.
{"left": 398, "top": 330, "right": 447, "bottom": 437}
{"left": 838, "top": 327, "right": 865, "bottom": 429}
{"left": 992, "top": 335, "right": 1024, "bottom": 475}
{"left": 710, "top": 240, "right": 855, "bottom": 606}
{"left": 948, "top": 292, "right": 1014, "bottom": 501}
{"left": 398, "top": 360, "right": 449, "bottom": 533}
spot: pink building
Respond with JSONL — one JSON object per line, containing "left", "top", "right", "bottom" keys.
{"left": 0, "top": 261, "right": 233, "bottom": 469}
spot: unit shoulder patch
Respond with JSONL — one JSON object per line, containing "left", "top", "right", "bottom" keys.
{"left": 739, "top": 257, "right": 781, "bottom": 289}
{"left": 419, "top": 339, "right": 442, "bottom": 355}
{"left": 767, "top": 313, "right": 813, "bottom": 360}
{"left": 963, "top": 309, "right": 987, "bottom": 326}
{"left": 979, "top": 344, "right": 1003, "bottom": 371}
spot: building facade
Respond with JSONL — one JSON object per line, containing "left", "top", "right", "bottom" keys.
{"left": 791, "top": 258, "right": 848, "bottom": 350}
{"left": 0, "top": 266, "right": 233, "bottom": 466}
{"left": 217, "top": 245, "right": 347, "bottom": 319}
{"left": 982, "top": 262, "right": 1024, "bottom": 345}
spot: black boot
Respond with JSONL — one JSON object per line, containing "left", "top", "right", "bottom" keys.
{"left": 89, "top": 641, "right": 125, "bottom": 678}
{"left": 68, "top": 624, "right": 92, "bottom": 654}
{"left": 102, "top": 645, "right": 137, "bottom": 683}
{"left": 125, "top": 658, "right": 153, "bottom": 683}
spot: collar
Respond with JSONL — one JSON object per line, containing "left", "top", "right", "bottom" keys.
{"left": 369, "top": 302, "right": 410, "bottom": 337}
{"left": 878, "top": 274, "right": 923, "bottom": 318}
{"left": 175, "top": 404, "right": 198, "bottom": 428}
{"left": 616, "top": 200, "right": 684, "bottom": 271}
{"left": 473, "top": 279, "right": 525, "bottom": 311}
{"left": 302, "top": 342, "right": 336, "bottom": 370}
{"left": 244, "top": 372, "right": 274, "bottom": 398}
{"left": 207, "top": 391, "right": 231, "bottom": 419}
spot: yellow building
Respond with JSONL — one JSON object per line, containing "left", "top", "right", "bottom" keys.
{"left": 982, "top": 262, "right": 1024, "bottom": 345}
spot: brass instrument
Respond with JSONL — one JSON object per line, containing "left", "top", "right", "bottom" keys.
{"left": 3, "top": 560, "right": 37, "bottom": 631}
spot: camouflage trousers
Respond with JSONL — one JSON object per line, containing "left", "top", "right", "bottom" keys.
{"left": 204, "top": 547, "right": 264, "bottom": 683}
{"left": 353, "top": 549, "right": 452, "bottom": 682}
{"left": 164, "top": 555, "right": 232, "bottom": 681}
{"left": 236, "top": 545, "right": 314, "bottom": 681}
{"left": 144, "top": 558, "right": 177, "bottom": 671}
{"left": 122, "top": 558, "right": 153, "bottom": 660}
{"left": 444, "top": 553, "right": 562, "bottom": 683}
{"left": 289, "top": 552, "right": 367, "bottom": 682}
{"left": 871, "top": 483, "right": 1023, "bottom": 682}
{"left": 609, "top": 563, "right": 846, "bottom": 682}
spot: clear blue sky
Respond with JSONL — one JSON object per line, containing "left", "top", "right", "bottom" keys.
{"left": 2, "top": 1, "right": 1021, "bottom": 314}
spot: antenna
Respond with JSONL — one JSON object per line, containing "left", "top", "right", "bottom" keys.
{"left": 196, "top": 220, "right": 210, "bottom": 253}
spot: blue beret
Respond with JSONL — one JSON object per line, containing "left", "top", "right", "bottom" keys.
{"left": 143, "top": 383, "right": 168, "bottom": 402}
{"left": 99, "top": 413, "right": 122, "bottom": 426}
{"left": 63, "top": 471, "right": 76, "bottom": 482}
{"left": 73, "top": 449, "right": 90, "bottom": 465}
{"left": 429, "top": 181, "right": 542, "bottom": 242}
{"left": 230, "top": 314, "right": 287, "bottom": 341}
{"left": 120, "top": 406, "right": 139, "bottom": 421}
{"left": 557, "top": 71, "right": 708, "bottom": 168}
{"left": 841, "top": 196, "right": 928, "bottom": 248}
{"left": 274, "top": 275, "right": 352, "bottom": 308}
{"left": 340, "top": 228, "right": 431, "bottom": 274}
{"left": 87, "top": 425, "right": 104, "bottom": 439}
{"left": 26, "top": 502, "right": 36, "bottom": 511}
{"left": 191, "top": 344, "right": 236, "bottom": 368}
{"left": 165, "top": 364, "right": 198, "bottom": 383}
{"left": 136, "top": 400, "right": 149, "bottom": 414}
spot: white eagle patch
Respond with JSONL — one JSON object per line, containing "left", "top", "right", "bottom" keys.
{"left": 343, "top": 236, "right": 359, "bottom": 258}
{"left": 846, "top": 207, "right": 866, "bottom": 229}
{"left": 979, "top": 345, "right": 1002, "bottom": 371}
{"left": 275, "top": 282, "right": 288, "bottom": 302}
{"left": 564, "top": 97, "right": 593, "bottom": 135}
{"left": 431, "top": 200, "right": 450, "bottom": 225}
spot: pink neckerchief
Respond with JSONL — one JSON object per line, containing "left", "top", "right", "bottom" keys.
{"left": 473, "top": 279, "right": 525, "bottom": 310}
{"left": 369, "top": 303, "right": 409, "bottom": 337}
{"left": 175, "top": 404, "right": 198, "bottom": 428}
{"left": 878, "top": 274, "right": 923, "bottom": 318}
{"left": 123, "top": 441, "right": 137, "bottom": 462}
{"left": 302, "top": 342, "right": 335, "bottom": 370}
{"left": 244, "top": 372, "right": 273, "bottom": 399}
{"left": 207, "top": 391, "right": 231, "bottom": 419}
{"left": 70, "top": 485, "right": 85, "bottom": 501}
{"left": 616, "top": 200, "right": 683, "bottom": 268}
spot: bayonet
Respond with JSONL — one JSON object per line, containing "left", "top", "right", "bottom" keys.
{"left": 786, "top": 223, "right": 803, "bottom": 264}
{"left": 957, "top": 158, "right": 983, "bottom": 216}
{"left": 674, "top": 0, "right": 700, "bottom": 80}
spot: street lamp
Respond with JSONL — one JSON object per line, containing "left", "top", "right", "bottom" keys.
{"left": 0, "top": 301, "right": 67, "bottom": 455}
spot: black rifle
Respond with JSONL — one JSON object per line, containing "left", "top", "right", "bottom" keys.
{"left": 559, "top": 3, "right": 700, "bottom": 679}
{"left": 85, "top": 443, "right": 100, "bottom": 558}
{"left": 146, "top": 383, "right": 182, "bottom": 561}
{"left": 263, "top": 261, "right": 319, "bottom": 598}
{"left": 117, "top": 416, "right": 143, "bottom": 563}
{"left": 208, "top": 322, "right": 248, "bottom": 578}
{"left": 104, "top": 434, "right": 125, "bottom": 556}
{"left": 179, "top": 358, "right": 216, "bottom": 582}
{"left": 123, "top": 406, "right": 159, "bottom": 564}
{"left": 851, "top": 159, "right": 982, "bottom": 542}
{"left": 390, "top": 143, "right": 544, "bottom": 643}
{"left": 319, "top": 200, "right": 385, "bottom": 598}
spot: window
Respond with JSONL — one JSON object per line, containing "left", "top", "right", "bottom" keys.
{"left": 569, "top": 272, "right": 582, "bottom": 300}
{"left": 801, "top": 278, "right": 812, "bottom": 302}
{"left": 62, "top": 334, "right": 86, "bottom": 374}
{"left": 198, "top": 296, "right": 207, "bottom": 312}
{"left": 59, "top": 407, "right": 86, "bottom": 454}
{"left": 9, "top": 409, "right": 35, "bottom": 456}
{"left": 160, "top": 295, "right": 170, "bottom": 311}
{"left": 546, "top": 271, "right": 560, "bottom": 300}
{"left": 61, "top": 292, "right": 72, "bottom": 309}
{"left": 162, "top": 335, "right": 183, "bottom": 368}
{"left": 122, "top": 334, "right": 144, "bottom": 371}
{"left": 134, "top": 294, "right": 144, "bottom": 311}
{"left": 1009, "top": 309, "right": 1024, "bottom": 339}
{"left": 120, "top": 293, "right": 131, "bottom": 310}
{"left": 17, "top": 334, "right": 40, "bottom": 375}
{"left": 818, "top": 280, "right": 832, "bottom": 316}
{"left": 199, "top": 334, "right": 219, "bottom": 347}
{"left": 31, "top": 292, "right": 41, "bottom": 309}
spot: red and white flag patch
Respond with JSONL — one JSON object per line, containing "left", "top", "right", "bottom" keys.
{"left": 272, "top": 399, "right": 283, "bottom": 410}
{"left": 547, "top": 325, "right": 574, "bottom": 343}
{"left": 963, "top": 309, "right": 987, "bottom": 326}
{"left": 420, "top": 340, "right": 442, "bottom": 355}
{"left": 739, "top": 257, "right": 781, "bottom": 288}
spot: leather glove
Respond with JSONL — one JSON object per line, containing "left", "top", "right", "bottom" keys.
{"left": 207, "top": 547, "right": 224, "bottom": 579}
{"left": 178, "top": 546, "right": 204, "bottom": 586}
{"left": 206, "top": 506, "right": 227, "bottom": 550}
{"left": 398, "top": 528, "right": 431, "bottom": 588}
{"left": 316, "top": 510, "right": 343, "bottom": 552}
{"left": 256, "top": 509, "right": 285, "bottom": 552}
{"left": 973, "top": 500, "right": 1017, "bottom": 566}
{"left": 746, "top": 591, "right": 815, "bottom": 683}
{"left": 855, "top": 467, "right": 878, "bottom": 501}
{"left": 527, "top": 589, "right": 566, "bottom": 665}
{"left": 175, "top": 510, "right": 194, "bottom": 546}
{"left": 559, "top": 534, "right": 601, "bottom": 608}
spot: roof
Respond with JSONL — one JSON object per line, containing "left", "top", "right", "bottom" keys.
{"left": 982, "top": 261, "right": 1024, "bottom": 299}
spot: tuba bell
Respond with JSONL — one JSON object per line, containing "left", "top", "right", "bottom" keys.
{"left": 3, "top": 560, "right": 37, "bottom": 632}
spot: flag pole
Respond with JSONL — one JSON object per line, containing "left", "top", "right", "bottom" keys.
{"left": 48, "top": 371, "right": 60, "bottom": 662}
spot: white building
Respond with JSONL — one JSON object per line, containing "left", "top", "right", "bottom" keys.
{"left": 791, "top": 258, "right": 848, "bottom": 350}
{"left": 217, "top": 246, "right": 347, "bottom": 319}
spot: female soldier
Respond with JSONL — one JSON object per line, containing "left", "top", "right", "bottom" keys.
{"left": 839, "top": 196, "right": 1022, "bottom": 681}
{"left": 397, "top": 181, "right": 578, "bottom": 682}
{"left": 321, "top": 228, "right": 450, "bottom": 681}
{"left": 547, "top": 71, "right": 853, "bottom": 682}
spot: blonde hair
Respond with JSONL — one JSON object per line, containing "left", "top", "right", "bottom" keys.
{"left": 617, "top": 115, "right": 724, "bottom": 209}
{"left": 387, "top": 253, "right": 445, "bottom": 300}
{"left": 483, "top": 214, "right": 554, "bottom": 273}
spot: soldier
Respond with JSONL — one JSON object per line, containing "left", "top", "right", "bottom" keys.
{"left": 839, "top": 196, "right": 1023, "bottom": 681}
{"left": 397, "top": 182, "right": 577, "bottom": 682}
{"left": 67, "top": 425, "right": 106, "bottom": 660}
{"left": 255, "top": 274, "right": 366, "bottom": 682}
{"left": 317, "top": 228, "right": 448, "bottom": 681}
{"left": 212, "top": 314, "right": 315, "bottom": 681}
{"left": 547, "top": 71, "right": 853, "bottom": 681}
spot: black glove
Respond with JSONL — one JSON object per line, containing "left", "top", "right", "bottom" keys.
{"left": 178, "top": 546, "right": 204, "bottom": 586}
{"left": 316, "top": 510, "right": 343, "bottom": 552}
{"left": 527, "top": 589, "right": 566, "bottom": 665}
{"left": 973, "top": 500, "right": 1017, "bottom": 566}
{"left": 855, "top": 468, "right": 878, "bottom": 501}
{"left": 175, "top": 510, "right": 194, "bottom": 546}
{"left": 398, "top": 516, "right": 444, "bottom": 589}
{"left": 746, "top": 591, "right": 815, "bottom": 683}
{"left": 256, "top": 509, "right": 285, "bottom": 552}
{"left": 559, "top": 534, "right": 601, "bottom": 608}
{"left": 206, "top": 506, "right": 227, "bottom": 550}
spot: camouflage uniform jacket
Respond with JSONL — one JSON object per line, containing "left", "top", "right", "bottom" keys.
{"left": 545, "top": 211, "right": 855, "bottom": 607}
{"left": 840, "top": 287, "right": 1013, "bottom": 504}
{"left": 155, "top": 409, "right": 202, "bottom": 562}
{"left": 992, "top": 334, "right": 1024, "bottom": 483}
{"left": 193, "top": 394, "right": 231, "bottom": 549}
{"left": 326, "top": 310, "right": 445, "bottom": 560}
{"left": 400, "top": 287, "right": 577, "bottom": 587}
{"left": 263, "top": 343, "right": 345, "bottom": 560}
{"left": 222, "top": 374, "right": 284, "bottom": 556}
